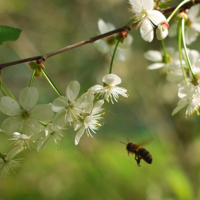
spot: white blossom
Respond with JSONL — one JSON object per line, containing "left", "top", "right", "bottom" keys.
{"left": 7, "top": 131, "right": 45, "bottom": 151}
{"left": 172, "top": 81, "right": 200, "bottom": 116}
{"left": 52, "top": 81, "right": 94, "bottom": 128}
{"left": 74, "top": 100, "right": 104, "bottom": 145}
{"left": 128, "top": 0, "right": 166, "bottom": 42}
{"left": 37, "top": 124, "right": 67, "bottom": 151}
{"left": 89, "top": 74, "right": 128, "bottom": 104}
{"left": 0, "top": 87, "right": 54, "bottom": 135}
{"left": 94, "top": 19, "right": 133, "bottom": 62}
{"left": 0, "top": 147, "right": 24, "bottom": 179}
{"left": 169, "top": 4, "right": 200, "bottom": 45}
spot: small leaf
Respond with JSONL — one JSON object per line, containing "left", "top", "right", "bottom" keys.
{"left": 0, "top": 25, "right": 22, "bottom": 45}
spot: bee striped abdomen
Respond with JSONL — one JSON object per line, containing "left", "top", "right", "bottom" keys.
{"left": 138, "top": 148, "right": 152, "bottom": 164}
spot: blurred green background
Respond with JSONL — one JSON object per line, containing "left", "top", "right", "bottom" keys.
{"left": 0, "top": 0, "right": 200, "bottom": 199}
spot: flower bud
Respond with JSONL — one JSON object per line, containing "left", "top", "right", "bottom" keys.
{"left": 156, "top": 21, "right": 169, "bottom": 40}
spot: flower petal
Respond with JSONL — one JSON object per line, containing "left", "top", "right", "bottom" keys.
{"left": 52, "top": 96, "right": 68, "bottom": 112}
{"left": 91, "top": 100, "right": 104, "bottom": 115}
{"left": 5, "top": 146, "right": 24, "bottom": 161}
{"left": 102, "top": 74, "right": 121, "bottom": 86}
{"left": 98, "top": 19, "right": 115, "bottom": 34}
{"left": 1, "top": 117, "right": 22, "bottom": 135}
{"left": 37, "top": 135, "right": 52, "bottom": 152}
{"left": 31, "top": 104, "right": 54, "bottom": 121}
{"left": 19, "top": 87, "right": 39, "bottom": 110}
{"left": 110, "top": 49, "right": 125, "bottom": 62}
{"left": 22, "top": 119, "right": 42, "bottom": 135}
{"left": 147, "top": 63, "right": 165, "bottom": 70}
{"left": 52, "top": 109, "right": 67, "bottom": 129}
{"left": 188, "top": 4, "right": 200, "bottom": 21}
{"left": 66, "top": 81, "right": 80, "bottom": 102}
{"left": 94, "top": 40, "right": 109, "bottom": 54}
{"left": 0, "top": 97, "right": 21, "bottom": 116}
{"left": 140, "top": 19, "right": 154, "bottom": 42}
{"left": 144, "top": 50, "right": 162, "bottom": 62}
{"left": 74, "top": 121, "right": 83, "bottom": 131}
{"left": 119, "top": 34, "right": 133, "bottom": 48}
{"left": 129, "top": 0, "right": 153, "bottom": 12}
{"left": 75, "top": 126, "right": 85, "bottom": 145}
{"left": 185, "top": 28, "right": 198, "bottom": 45}
{"left": 172, "top": 99, "right": 188, "bottom": 116}
{"left": 148, "top": 10, "right": 166, "bottom": 25}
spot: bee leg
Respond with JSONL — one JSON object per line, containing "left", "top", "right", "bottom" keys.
{"left": 135, "top": 155, "right": 141, "bottom": 167}
{"left": 137, "top": 157, "right": 141, "bottom": 167}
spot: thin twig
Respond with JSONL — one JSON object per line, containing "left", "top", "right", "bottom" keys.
{"left": 0, "top": 0, "right": 200, "bottom": 70}
{"left": 0, "top": 23, "right": 138, "bottom": 70}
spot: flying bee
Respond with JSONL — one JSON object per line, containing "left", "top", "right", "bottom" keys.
{"left": 120, "top": 139, "right": 153, "bottom": 166}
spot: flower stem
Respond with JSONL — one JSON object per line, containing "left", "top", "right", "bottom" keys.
{"left": 41, "top": 69, "right": 62, "bottom": 96}
{"left": 1, "top": 82, "right": 15, "bottom": 99}
{"left": 29, "top": 69, "right": 36, "bottom": 87}
{"left": 38, "top": 121, "right": 48, "bottom": 127}
{"left": 178, "top": 19, "right": 188, "bottom": 87}
{"left": 109, "top": 40, "right": 120, "bottom": 74}
{"left": 0, "top": 86, "right": 6, "bottom": 96}
{"left": 161, "top": 40, "right": 168, "bottom": 61}
{"left": 167, "top": 0, "right": 190, "bottom": 22}
{"left": 181, "top": 18, "right": 195, "bottom": 77}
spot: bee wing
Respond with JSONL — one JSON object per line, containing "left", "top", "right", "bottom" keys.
{"left": 137, "top": 138, "right": 154, "bottom": 147}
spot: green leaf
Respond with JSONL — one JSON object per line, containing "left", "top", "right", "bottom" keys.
{"left": 0, "top": 25, "right": 22, "bottom": 45}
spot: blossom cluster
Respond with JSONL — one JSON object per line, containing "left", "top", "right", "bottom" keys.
{"left": 1, "top": 0, "right": 200, "bottom": 179}
{"left": 0, "top": 74, "right": 128, "bottom": 178}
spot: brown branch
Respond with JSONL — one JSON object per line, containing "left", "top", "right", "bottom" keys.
{"left": 0, "top": 0, "right": 200, "bottom": 70}
{"left": 0, "top": 22, "right": 138, "bottom": 70}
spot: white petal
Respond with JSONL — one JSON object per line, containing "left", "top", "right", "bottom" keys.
{"left": 188, "top": 4, "right": 200, "bottom": 21}
{"left": 191, "top": 22, "right": 200, "bottom": 32}
{"left": 185, "top": 28, "right": 198, "bottom": 45}
{"left": 140, "top": 19, "right": 154, "bottom": 42}
{"left": 102, "top": 74, "right": 121, "bottom": 86}
{"left": 119, "top": 34, "right": 133, "bottom": 48}
{"left": 52, "top": 109, "right": 67, "bottom": 129}
{"left": 31, "top": 104, "right": 54, "bottom": 121}
{"left": 37, "top": 135, "right": 52, "bottom": 152}
{"left": 144, "top": 50, "right": 162, "bottom": 62}
{"left": 22, "top": 119, "right": 42, "bottom": 135}
{"left": 110, "top": 48, "right": 125, "bottom": 62}
{"left": 75, "top": 126, "right": 85, "bottom": 145}
{"left": 98, "top": 19, "right": 115, "bottom": 34}
{"left": 19, "top": 87, "right": 39, "bottom": 110}
{"left": 129, "top": 0, "right": 153, "bottom": 12}
{"left": 5, "top": 147, "right": 24, "bottom": 161}
{"left": 94, "top": 40, "right": 109, "bottom": 54}
{"left": 52, "top": 96, "right": 68, "bottom": 112}
{"left": 45, "top": 123, "right": 54, "bottom": 136}
{"left": 91, "top": 100, "right": 104, "bottom": 115}
{"left": 66, "top": 81, "right": 80, "bottom": 102}
{"left": 74, "top": 121, "right": 83, "bottom": 131}
{"left": 30, "top": 131, "right": 45, "bottom": 142}
{"left": 172, "top": 99, "right": 188, "bottom": 116}
{"left": 0, "top": 96, "right": 21, "bottom": 116}
{"left": 1, "top": 117, "right": 22, "bottom": 135}
{"left": 89, "top": 85, "right": 103, "bottom": 92}
{"left": 148, "top": 10, "right": 166, "bottom": 25}
{"left": 147, "top": 63, "right": 165, "bottom": 70}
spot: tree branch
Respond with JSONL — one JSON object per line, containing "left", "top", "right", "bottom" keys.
{"left": 0, "top": 22, "right": 138, "bottom": 70}
{"left": 0, "top": 0, "right": 200, "bottom": 70}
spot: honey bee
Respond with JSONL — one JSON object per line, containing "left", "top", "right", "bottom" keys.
{"left": 120, "top": 139, "right": 153, "bottom": 166}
